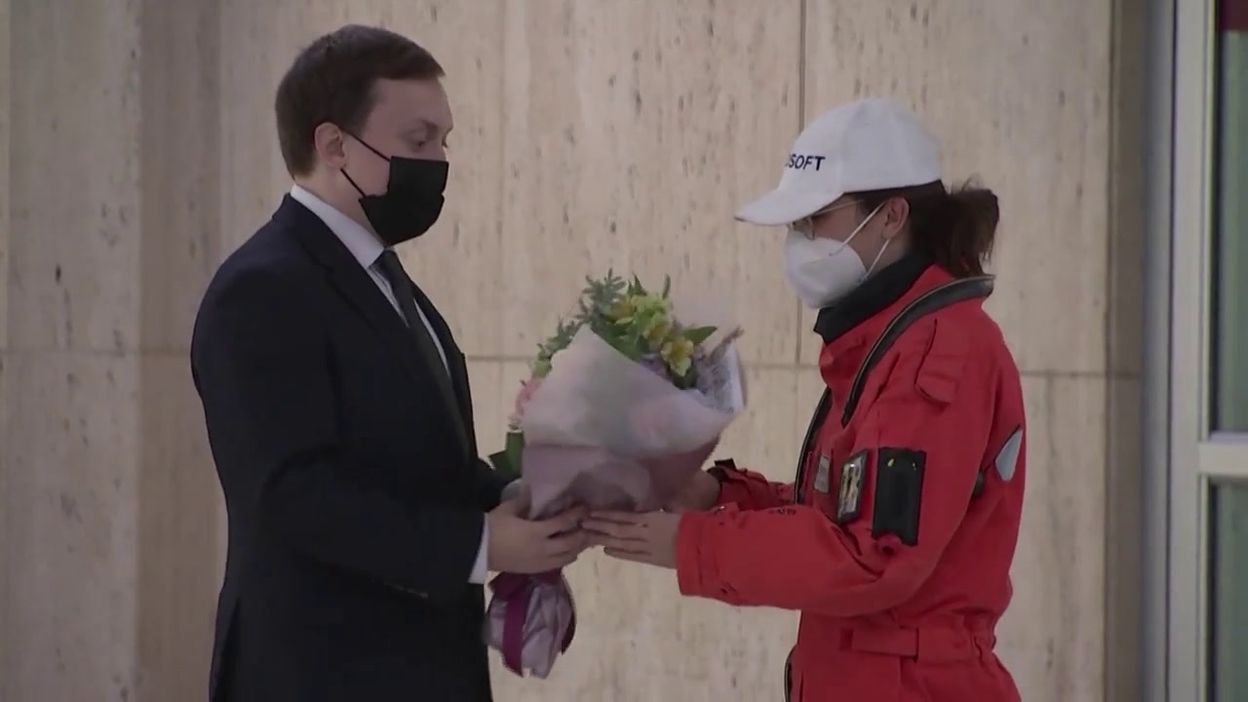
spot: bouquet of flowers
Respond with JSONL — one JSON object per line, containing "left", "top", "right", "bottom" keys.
{"left": 485, "top": 272, "right": 746, "bottom": 678}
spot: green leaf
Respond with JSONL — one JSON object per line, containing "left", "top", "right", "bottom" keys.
{"left": 683, "top": 325, "right": 717, "bottom": 346}
{"left": 605, "top": 331, "right": 643, "bottom": 360}
{"left": 489, "top": 431, "right": 524, "bottom": 480}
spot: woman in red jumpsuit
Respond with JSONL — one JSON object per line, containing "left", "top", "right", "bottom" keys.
{"left": 586, "top": 98, "right": 1025, "bottom": 701}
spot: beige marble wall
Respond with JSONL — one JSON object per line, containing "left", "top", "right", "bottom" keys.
{"left": 2, "top": 1, "right": 223, "bottom": 700}
{"left": 134, "top": 0, "right": 224, "bottom": 698}
{"left": 0, "top": 0, "right": 1136, "bottom": 700}
{"left": 4, "top": 2, "right": 145, "bottom": 700}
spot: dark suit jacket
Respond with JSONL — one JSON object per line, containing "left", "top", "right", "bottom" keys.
{"left": 191, "top": 195, "right": 510, "bottom": 701}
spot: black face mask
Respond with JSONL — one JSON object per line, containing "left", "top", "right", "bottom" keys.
{"left": 342, "top": 133, "right": 448, "bottom": 247}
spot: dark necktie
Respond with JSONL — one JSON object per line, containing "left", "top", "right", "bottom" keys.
{"left": 376, "top": 250, "right": 453, "bottom": 387}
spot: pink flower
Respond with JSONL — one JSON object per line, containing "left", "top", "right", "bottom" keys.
{"left": 509, "top": 376, "right": 543, "bottom": 430}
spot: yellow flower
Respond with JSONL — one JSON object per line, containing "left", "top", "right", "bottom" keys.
{"left": 644, "top": 318, "right": 672, "bottom": 345}
{"left": 608, "top": 299, "right": 635, "bottom": 324}
{"left": 630, "top": 292, "right": 671, "bottom": 317}
{"left": 661, "top": 337, "right": 695, "bottom": 378}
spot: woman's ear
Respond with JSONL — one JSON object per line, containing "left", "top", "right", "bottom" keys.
{"left": 880, "top": 196, "right": 911, "bottom": 240}
{"left": 313, "top": 123, "right": 348, "bottom": 170}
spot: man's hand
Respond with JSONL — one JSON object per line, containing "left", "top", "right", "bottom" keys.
{"left": 583, "top": 511, "right": 682, "bottom": 569}
{"left": 486, "top": 498, "right": 589, "bottom": 574}
{"left": 665, "top": 470, "right": 721, "bottom": 513}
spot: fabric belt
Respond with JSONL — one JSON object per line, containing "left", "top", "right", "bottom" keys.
{"left": 845, "top": 624, "right": 995, "bottom": 663}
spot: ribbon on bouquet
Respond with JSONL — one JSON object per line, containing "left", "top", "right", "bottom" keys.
{"left": 488, "top": 570, "right": 577, "bottom": 676}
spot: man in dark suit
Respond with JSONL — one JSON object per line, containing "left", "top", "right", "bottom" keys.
{"left": 191, "top": 25, "right": 587, "bottom": 701}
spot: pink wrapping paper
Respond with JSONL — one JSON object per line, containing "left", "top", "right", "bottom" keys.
{"left": 486, "top": 327, "right": 744, "bottom": 677}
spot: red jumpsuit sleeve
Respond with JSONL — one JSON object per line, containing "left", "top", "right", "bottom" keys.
{"left": 676, "top": 336, "right": 999, "bottom": 617}
{"left": 711, "top": 463, "right": 794, "bottom": 511}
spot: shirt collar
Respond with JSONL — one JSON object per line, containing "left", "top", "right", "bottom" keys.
{"left": 290, "top": 183, "right": 386, "bottom": 269}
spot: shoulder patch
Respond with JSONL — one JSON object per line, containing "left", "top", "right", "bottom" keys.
{"left": 994, "top": 428, "right": 1024, "bottom": 482}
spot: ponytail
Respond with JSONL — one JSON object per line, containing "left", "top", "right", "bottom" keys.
{"left": 856, "top": 179, "right": 1000, "bottom": 277}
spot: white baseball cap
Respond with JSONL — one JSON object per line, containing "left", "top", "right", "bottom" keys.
{"left": 735, "top": 97, "right": 943, "bottom": 226}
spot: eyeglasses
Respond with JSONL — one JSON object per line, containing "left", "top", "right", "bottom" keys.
{"left": 790, "top": 199, "right": 860, "bottom": 240}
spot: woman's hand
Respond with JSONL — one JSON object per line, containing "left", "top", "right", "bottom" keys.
{"left": 665, "top": 470, "right": 721, "bottom": 513}
{"left": 583, "top": 511, "right": 683, "bottom": 569}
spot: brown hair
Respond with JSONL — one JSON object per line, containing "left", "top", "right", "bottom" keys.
{"left": 854, "top": 179, "right": 1000, "bottom": 277}
{"left": 275, "top": 25, "right": 444, "bottom": 176}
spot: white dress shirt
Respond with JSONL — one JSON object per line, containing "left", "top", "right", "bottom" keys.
{"left": 290, "top": 184, "right": 491, "bottom": 585}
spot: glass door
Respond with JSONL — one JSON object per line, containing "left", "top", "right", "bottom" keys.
{"left": 1170, "top": 0, "right": 1248, "bottom": 699}
{"left": 1207, "top": 2, "right": 1248, "bottom": 698}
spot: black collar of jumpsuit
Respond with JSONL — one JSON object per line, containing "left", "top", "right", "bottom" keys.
{"left": 813, "top": 251, "right": 932, "bottom": 344}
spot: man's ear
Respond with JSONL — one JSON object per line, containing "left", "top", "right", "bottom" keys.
{"left": 881, "top": 197, "right": 910, "bottom": 240}
{"left": 313, "top": 123, "right": 348, "bottom": 170}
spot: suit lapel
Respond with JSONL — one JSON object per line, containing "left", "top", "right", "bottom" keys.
{"left": 278, "top": 196, "right": 470, "bottom": 455}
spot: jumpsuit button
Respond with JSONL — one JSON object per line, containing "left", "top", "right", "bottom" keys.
{"left": 876, "top": 534, "right": 903, "bottom": 556}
